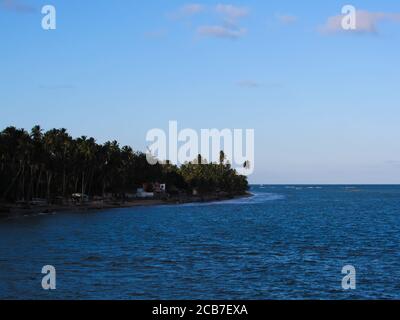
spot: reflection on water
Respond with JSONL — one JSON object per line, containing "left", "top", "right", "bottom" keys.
{"left": 1, "top": 185, "right": 400, "bottom": 299}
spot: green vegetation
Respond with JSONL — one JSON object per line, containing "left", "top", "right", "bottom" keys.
{"left": 0, "top": 126, "right": 248, "bottom": 203}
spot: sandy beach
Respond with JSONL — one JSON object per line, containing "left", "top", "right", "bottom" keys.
{"left": 0, "top": 193, "right": 252, "bottom": 219}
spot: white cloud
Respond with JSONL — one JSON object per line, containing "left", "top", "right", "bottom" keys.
{"left": 144, "top": 29, "right": 168, "bottom": 39}
{"left": 171, "top": 3, "right": 250, "bottom": 40}
{"left": 320, "top": 10, "right": 400, "bottom": 34}
{"left": 196, "top": 4, "right": 249, "bottom": 39}
{"left": 169, "top": 3, "right": 204, "bottom": 19}
{"left": 0, "top": 0, "right": 35, "bottom": 13}
{"left": 197, "top": 25, "right": 246, "bottom": 39}
{"left": 177, "top": 3, "right": 204, "bottom": 17}
{"left": 180, "top": 3, "right": 204, "bottom": 16}
{"left": 237, "top": 80, "right": 261, "bottom": 88}
{"left": 215, "top": 4, "right": 249, "bottom": 21}
{"left": 276, "top": 14, "right": 297, "bottom": 25}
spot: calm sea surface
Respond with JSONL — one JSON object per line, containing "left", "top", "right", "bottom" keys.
{"left": 1, "top": 185, "right": 400, "bottom": 300}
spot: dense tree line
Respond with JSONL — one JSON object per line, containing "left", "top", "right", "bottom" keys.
{"left": 0, "top": 126, "right": 248, "bottom": 203}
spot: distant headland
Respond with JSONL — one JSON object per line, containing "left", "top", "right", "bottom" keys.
{"left": 0, "top": 126, "right": 249, "bottom": 217}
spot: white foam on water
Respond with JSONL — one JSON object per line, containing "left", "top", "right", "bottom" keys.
{"left": 179, "top": 192, "right": 285, "bottom": 207}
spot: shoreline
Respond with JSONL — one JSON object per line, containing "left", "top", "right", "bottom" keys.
{"left": 0, "top": 192, "right": 253, "bottom": 219}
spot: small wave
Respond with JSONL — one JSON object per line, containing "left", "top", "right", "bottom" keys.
{"left": 285, "top": 186, "right": 322, "bottom": 190}
{"left": 83, "top": 255, "right": 103, "bottom": 262}
{"left": 179, "top": 192, "right": 285, "bottom": 207}
{"left": 22, "top": 211, "right": 56, "bottom": 218}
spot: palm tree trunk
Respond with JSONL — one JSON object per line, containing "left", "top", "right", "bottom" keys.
{"left": 36, "top": 166, "right": 43, "bottom": 199}
{"left": 46, "top": 171, "right": 52, "bottom": 203}
{"left": 2, "top": 163, "right": 22, "bottom": 200}
{"left": 81, "top": 171, "right": 85, "bottom": 203}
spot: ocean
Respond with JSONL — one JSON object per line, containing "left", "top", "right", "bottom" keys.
{"left": 1, "top": 185, "right": 400, "bottom": 299}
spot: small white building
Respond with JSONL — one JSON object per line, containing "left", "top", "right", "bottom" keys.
{"left": 136, "top": 188, "right": 154, "bottom": 198}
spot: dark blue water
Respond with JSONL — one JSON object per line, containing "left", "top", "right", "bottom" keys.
{"left": 1, "top": 185, "right": 400, "bottom": 300}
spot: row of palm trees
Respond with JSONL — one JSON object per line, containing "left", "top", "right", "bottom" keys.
{"left": 180, "top": 154, "right": 249, "bottom": 195}
{"left": 0, "top": 126, "right": 248, "bottom": 203}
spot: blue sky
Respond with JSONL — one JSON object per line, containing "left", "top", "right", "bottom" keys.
{"left": 1, "top": 0, "right": 400, "bottom": 184}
